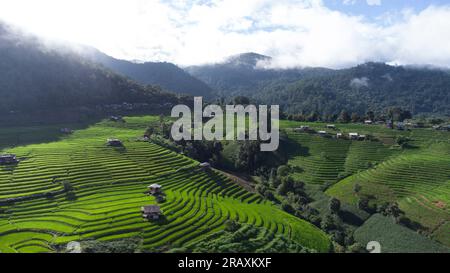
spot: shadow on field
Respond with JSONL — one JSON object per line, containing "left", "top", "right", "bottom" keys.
{"left": 282, "top": 136, "right": 311, "bottom": 160}
{"left": 0, "top": 121, "right": 96, "bottom": 150}
{"left": 0, "top": 164, "right": 18, "bottom": 172}
{"left": 65, "top": 191, "right": 78, "bottom": 201}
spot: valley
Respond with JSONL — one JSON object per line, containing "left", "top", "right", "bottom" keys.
{"left": 0, "top": 116, "right": 330, "bottom": 253}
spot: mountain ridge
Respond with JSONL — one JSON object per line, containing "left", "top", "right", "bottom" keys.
{"left": 0, "top": 22, "right": 184, "bottom": 119}
{"left": 186, "top": 53, "right": 450, "bottom": 116}
{"left": 81, "top": 47, "right": 214, "bottom": 98}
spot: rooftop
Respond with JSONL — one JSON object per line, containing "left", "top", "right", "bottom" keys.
{"left": 142, "top": 205, "right": 161, "bottom": 214}
{"left": 0, "top": 154, "right": 16, "bottom": 158}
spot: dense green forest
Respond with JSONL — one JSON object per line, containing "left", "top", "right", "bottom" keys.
{"left": 82, "top": 48, "right": 214, "bottom": 98}
{"left": 0, "top": 23, "right": 184, "bottom": 118}
{"left": 187, "top": 53, "right": 450, "bottom": 116}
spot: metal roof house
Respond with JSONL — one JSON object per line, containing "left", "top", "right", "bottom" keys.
{"left": 141, "top": 205, "right": 162, "bottom": 220}
{"left": 0, "top": 154, "right": 18, "bottom": 165}
{"left": 107, "top": 138, "right": 123, "bottom": 147}
{"left": 294, "top": 126, "right": 310, "bottom": 132}
{"left": 358, "top": 134, "right": 367, "bottom": 140}
{"left": 60, "top": 128, "right": 73, "bottom": 134}
{"left": 148, "top": 183, "right": 162, "bottom": 195}
{"left": 199, "top": 162, "right": 211, "bottom": 170}
{"left": 110, "top": 115, "right": 124, "bottom": 122}
{"left": 349, "top": 133, "right": 359, "bottom": 140}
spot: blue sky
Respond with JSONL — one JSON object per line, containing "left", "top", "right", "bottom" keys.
{"left": 325, "top": 0, "right": 450, "bottom": 20}
{"left": 1, "top": 0, "right": 450, "bottom": 68}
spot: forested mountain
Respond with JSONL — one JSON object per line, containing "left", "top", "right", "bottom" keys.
{"left": 0, "top": 23, "right": 182, "bottom": 116}
{"left": 82, "top": 48, "right": 213, "bottom": 98}
{"left": 187, "top": 53, "right": 450, "bottom": 116}
{"left": 186, "top": 53, "right": 332, "bottom": 98}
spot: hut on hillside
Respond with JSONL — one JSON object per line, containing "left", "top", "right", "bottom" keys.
{"left": 199, "top": 162, "right": 211, "bottom": 170}
{"left": 0, "top": 154, "right": 18, "bottom": 165}
{"left": 60, "top": 128, "right": 73, "bottom": 134}
{"left": 141, "top": 205, "right": 162, "bottom": 220}
{"left": 396, "top": 122, "right": 405, "bottom": 130}
{"left": 294, "top": 126, "right": 311, "bottom": 132}
{"left": 434, "top": 125, "right": 450, "bottom": 131}
{"left": 148, "top": 183, "right": 162, "bottom": 195}
{"left": 386, "top": 120, "right": 393, "bottom": 129}
{"left": 110, "top": 116, "right": 124, "bottom": 122}
{"left": 349, "top": 133, "right": 359, "bottom": 140}
{"left": 364, "top": 120, "right": 373, "bottom": 125}
{"left": 107, "top": 138, "right": 123, "bottom": 147}
{"left": 358, "top": 134, "right": 367, "bottom": 141}
{"left": 318, "top": 131, "right": 327, "bottom": 137}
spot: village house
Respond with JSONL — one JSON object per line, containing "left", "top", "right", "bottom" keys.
{"left": 318, "top": 131, "right": 327, "bottom": 136}
{"left": 336, "top": 133, "right": 343, "bottom": 139}
{"left": 148, "top": 183, "right": 162, "bottom": 195}
{"left": 358, "top": 134, "right": 367, "bottom": 141}
{"left": 294, "top": 126, "right": 310, "bottom": 132}
{"left": 110, "top": 116, "right": 124, "bottom": 122}
{"left": 386, "top": 120, "right": 393, "bottom": 129}
{"left": 404, "top": 121, "right": 416, "bottom": 129}
{"left": 326, "top": 124, "right": 336, "bottom": 129}
{"left": 107, "top": 138, "right": 123, "bottom": 147}
{"left": 434, "top": 125, "right": 450, "bottom": 131}
{"left": 349, "top": 133, "right": 359, "bottom": 140}
{"left": 60, "top": 128, "right": 73, "bottom": 134}
{"left": 364, "top": 120, "right": 373, "bottom": 125}
{"left": 199, "top": 162, "right": 211, "bottom": 170}
{"left": 0, "top": 154, "right": 18, "bottom": 165}
{"left": 396, "top": 122, "right": 405, "bottom": 130}
{"left": 141, "top": 205, "right": 162, "bottom": 220}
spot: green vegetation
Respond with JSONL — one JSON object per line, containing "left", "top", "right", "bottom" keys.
{"left": 84, "top": 48, "right": 214, "bottom": 98}
{"left": 184, "top": 222, "right": 317, "bottom": 253}
{"left": 0, "top": 23, "right": 184, "bottom": 123}
{"left": 354, "top": 214, "right": 449, "bottom": 253}
{"left": 188, "top": 57, "right": 450, "bottom": 116}
{"left": 0, "top": 116, "right": 330, "bottom": 253}
{"left": 278, "top": 120, "right": 450, "bottom": 248}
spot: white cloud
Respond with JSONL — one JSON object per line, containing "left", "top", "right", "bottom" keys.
{"left": 0, "top": 0, "right": 450, "bottom": 69}
{"left": 343, "top": 0, "right": 357, "bottom": 5}
{"left": 350, "top": 77, "right": 370, "bottom": 88}
{"left": 366, "top": 0, "right": 381, "bottom": 6}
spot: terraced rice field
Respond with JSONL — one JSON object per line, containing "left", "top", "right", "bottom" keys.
{"left": 326, "top": 143, "right": 450, "bottom": 235}
{"left": 281, "top": 121, "right": 450, "bottom": 246}
{"left": 285, "top": 131, "right": 396, "bottom": 185}
{"left": 0, "top": 116, "right": 330, "bottom": 253}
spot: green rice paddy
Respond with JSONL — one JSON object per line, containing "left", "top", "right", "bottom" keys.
{"left": 0, "top": 116, "right": 330, "bottom": 253}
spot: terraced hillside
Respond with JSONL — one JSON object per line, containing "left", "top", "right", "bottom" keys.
{"left": 327, "top": 143, "right": 450, "bottom": 241}
{"left": 280, "top": 121, "right": 450, "bottom": 246}
{"left": 284, "top": 131, "right": 396, "bottom": 186}
{"left": 0, "top": 117, "right": 330, "bottom": 253}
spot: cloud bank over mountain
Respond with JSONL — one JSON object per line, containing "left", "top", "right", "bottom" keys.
{"left": 1, "top": 0, "right": 450, "bottom": 69}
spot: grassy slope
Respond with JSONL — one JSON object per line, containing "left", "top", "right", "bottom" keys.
{"left": 0, "top": 116, "right": 330, "bottom": 253}
{"left": 280, "top": 120, "right": 450, "bottom": 246}
{"left": 354, "top": 214, "right": 449, "bottom": 253}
